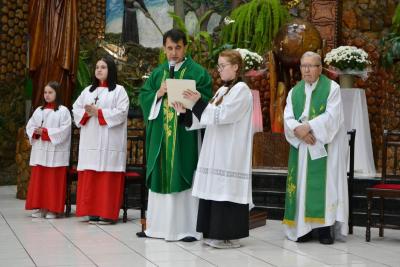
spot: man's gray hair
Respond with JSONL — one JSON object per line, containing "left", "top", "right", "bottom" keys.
{"left": 300, "top": 51, "right": 322, "bottom": 65}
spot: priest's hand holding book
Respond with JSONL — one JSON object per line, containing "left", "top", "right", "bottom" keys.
{"left": 156, "top": 82, "right": 167, "bottom": 100}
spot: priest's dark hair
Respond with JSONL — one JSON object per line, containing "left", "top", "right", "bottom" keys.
{"left": 40, "top": 81, "right": 61, "bottom": 111}
{"left": 89, "top": 56, "right": 117, "bottom": 92}
{"left": 163, "top": 29, "right": 187, "bottom": 46}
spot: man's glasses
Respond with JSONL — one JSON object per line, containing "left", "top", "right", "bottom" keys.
{"left": 300, "top": 64, "right": 320, "bottom": 70}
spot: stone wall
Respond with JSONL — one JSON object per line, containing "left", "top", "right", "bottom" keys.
{"left": 0, "top": 0, "right": 28, "bottom": 81}
{"left": 78, "top": 0, "right": 106, "bottom": 42}
{"left": 0, "top": 83, "right": 25, "bottom": 185}
{"left": 341, "top": 0, "right": 400, "bottom": 169}
{"left": 0, "top": 0, "right": 28, "bottom": 185}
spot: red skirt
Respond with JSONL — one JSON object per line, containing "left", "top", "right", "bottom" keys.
{"left": 76, "top": 170, "right": 125, "bottom": 220}
{"left": 25, "top": 165, "right": 67, "bottom": 213}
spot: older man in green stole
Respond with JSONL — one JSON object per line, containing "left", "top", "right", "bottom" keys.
{"left": 283, "top": 52, "right": 348, "bottom": 245}
{"left": 139, "top": 29, "right": 212, "bottom": 241}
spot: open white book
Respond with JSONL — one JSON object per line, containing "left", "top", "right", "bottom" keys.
{"left": 166, "top": 79, "right": 198, "bottom": 109}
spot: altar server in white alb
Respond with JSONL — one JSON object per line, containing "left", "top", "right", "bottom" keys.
{"left": 72, "top": 56, "right": 129, "bottom": 224}
{"left": 25, "top": 81, "right": 71, "bottom": 219}
{"left": 172, "top": 49, "right": 253, "bottom": 249}
{"left": 283, "top": 51, "right": 348, "bottom": 245}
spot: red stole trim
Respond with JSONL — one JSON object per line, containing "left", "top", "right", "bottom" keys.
{"left": 80, "top": 112, "right": 91, "bottom": 125}
{"left": 41, "top": 128, "right": 50, "bottom": 141}
{"left": 44, "top": 102, "right": 56, "bottom": 109}
{"left": 98, "top": 109, "right": 107, "bottom": 125}
{"left": 99, "top": 81, "right": 108, "bottom": 87}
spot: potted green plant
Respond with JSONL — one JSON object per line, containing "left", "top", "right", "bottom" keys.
{"left": 220, "top": 0, "right": 289, "bottom": 55}
{"left": 381, "top": 3, "right": 400, "bottom": 85}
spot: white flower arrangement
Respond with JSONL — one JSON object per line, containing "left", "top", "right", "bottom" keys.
{"left": 235, "top": 48, "right": 264, "bottom": 71}
{"left": 324, "top": 46, "right": 371, "bottom": 79}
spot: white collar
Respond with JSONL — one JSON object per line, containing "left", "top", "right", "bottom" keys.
{"left": 306, "top": 77, "right": 320, "bottom": 90}
{"left": 169, "top": 58, "right": 186, "bottom": 71}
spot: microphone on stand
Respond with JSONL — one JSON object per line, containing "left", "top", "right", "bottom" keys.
{"left": 169, "top": 61, "right": 176, "bottom": 79}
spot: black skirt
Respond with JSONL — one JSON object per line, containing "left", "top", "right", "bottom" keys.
{"left": 196, "top": 198, "right": 249, "bottom": 240}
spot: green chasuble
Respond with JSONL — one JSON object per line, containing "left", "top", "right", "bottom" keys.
{"left": 283, "top": 74, "right": 331, "bottom": 226}
{"left": 139, "top": 56, "right": 212, "bottom": 194}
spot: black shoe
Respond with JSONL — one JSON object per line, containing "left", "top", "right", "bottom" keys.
{"left": 319, "top": 236, "right": 334, "bottom": 245}
{"left": 297, "top": 231, "right": 313, "bottom": 243}
{"left": 318, "top": 226, "right": 334, "bottom": 245}
{"left": 136, "top": 231, "right": 147, "bottom": 238}
{"left": 180, "top": 236, "right": 197, "bottom": 242}
{"left": 88, "top": 216, "right": 100, "bottom": 224}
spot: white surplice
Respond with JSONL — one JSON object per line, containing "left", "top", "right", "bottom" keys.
{"left": 26, "top": 105, "right": 71, "bottom": 167}
{"left": 283, "top": 79, "right": 349, "bottom": 241}
{"left": 72, "top": 84, "right": 129, "bottom": 172}
{"left": 190, "top": 82, "right": 254, "bottom": 205}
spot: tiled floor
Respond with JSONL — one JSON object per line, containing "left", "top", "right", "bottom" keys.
{"left": 1, "top": 186, "right": 399, "bottom": 267}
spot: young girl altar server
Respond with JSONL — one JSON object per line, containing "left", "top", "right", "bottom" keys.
{"left": 72, "top": 57, "right": 129, "bottom": 224}
{"left": 25, "top": 81, "right": 72, "bottom": 219}
{"left": 173, "top": 50, "right": 253, "bottom": 248}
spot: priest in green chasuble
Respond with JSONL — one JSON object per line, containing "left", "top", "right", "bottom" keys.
{"left": 139, "top": 29, "right": 212, "bottom": 241}
{"left": 283, "top": 51, "right": 348, "bottom": 245}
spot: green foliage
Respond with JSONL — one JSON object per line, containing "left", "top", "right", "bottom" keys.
{"left": 121, "top": 80, "right": 141, "bottom": 108}
{"left": 24, "top": 76, "right": 33, "bottom": 100}
{"left": 381, "top": 3, "right": 400, "bottom": 67}
{"left": 220, "top": 0, "right": 289, "bottom": 54}
{"left": 158, "top": 49, "right": 166, "bottom": 65}
{"left": 380, "top": 33, "right": 400, "bottom": 67}
{"left": 380, "top": 3, "right": 400, "bottom": 88}
{"left": 166, "top": 11, "right": 225, "bottom": 69}
{"left": 392, "top": 3, "right": 400, "bottom": 35}
{"left": 169, "top": 12, "right": 188, "bottom": 35}
{"left": 73, "top": 50, "right": 92, "bottom": 102}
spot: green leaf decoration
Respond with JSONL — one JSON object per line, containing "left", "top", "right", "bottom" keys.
{"left": 220, "top": 0, "right": 289, "bottom": 54}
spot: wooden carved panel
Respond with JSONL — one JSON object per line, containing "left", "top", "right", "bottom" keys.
{"left": 252, "top": 132, "right": 289, "bottom": 168}
{"left": 310, "top": 0, "right": 341, "bottom": 50}
{"left": 314, "top": 24, "right": 336, "bottom": 48}
{"left": 311, "top": 1, "right": 337, "bottom": 22}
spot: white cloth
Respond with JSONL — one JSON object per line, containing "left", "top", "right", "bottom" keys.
{"left": 283, "top": 79, "right": 349, "bottom": 241}
{"left": 72, "top": 84, "right": 129, "bottom": 172}
{"left": 191, "top": 82, "right": 254, "bottom": 205}
{"left": 26, "top": 105, "right": 71, "bottom": 167}
{"left": 145, "top": 189, "right": 202, "bottom": 241}
{"left": 341, "top": 88, "right": 376, "bottom": 177}
{"left": 251, "top": 89, "right": 263, "bottom": 134}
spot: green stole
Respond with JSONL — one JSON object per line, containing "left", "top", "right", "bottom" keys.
{"left": 283, "top": 75, "right": 331, "bottom": 227}
{"left": 159, "top": 69, "right": 186, "bottom": 193}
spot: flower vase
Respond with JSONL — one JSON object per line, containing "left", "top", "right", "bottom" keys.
{"left": 339, "top": 74, "right": 354, "bottom": 89}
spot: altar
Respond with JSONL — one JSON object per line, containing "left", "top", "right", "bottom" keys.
{"left": 341, "top": 88, "right": 376, "bottom": 177}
